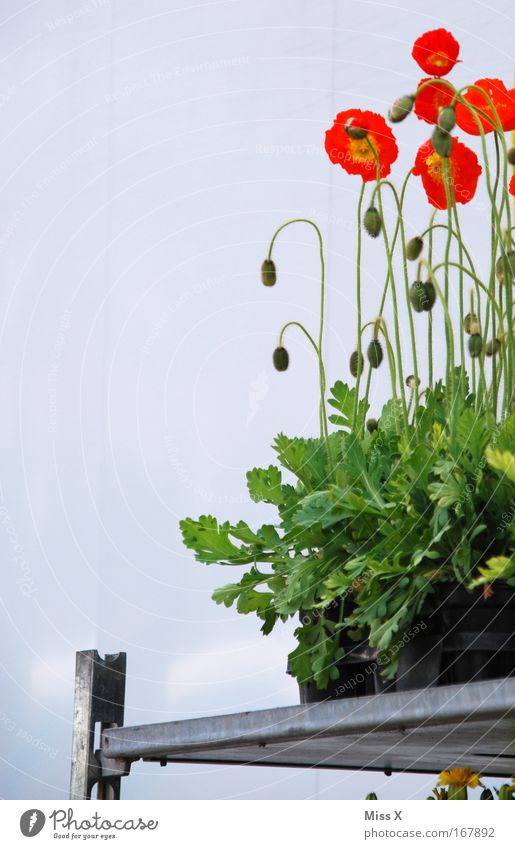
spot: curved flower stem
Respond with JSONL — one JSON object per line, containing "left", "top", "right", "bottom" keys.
{"left": 267, "top": 218, "right": 330, "bottom": 444}
{"left": 442, "top": 158, "right": 456, "bottom": 409}
{"left": 427, "top": 210, "right": 437, "bottom": 389}
{"left": 352, "top": 183, "right": 366, "bottom": 432}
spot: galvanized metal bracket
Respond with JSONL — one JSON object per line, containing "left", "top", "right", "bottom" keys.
{"left": 70, "top": 650, "right": 129, "bottom": 800}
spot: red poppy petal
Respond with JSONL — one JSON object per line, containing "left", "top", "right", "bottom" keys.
{"left": 412, "top": 29, "right": 460, "bottom": 77}
{"left": 414, "top": 78, "right": 454, "bottom": 125}
{"left": 413, "top": 136, "right": 482, "bottom": 209}
{"left": 325, "top": 108, "right": 398, "bottom": 182}
{"left": 455, "top": 78, "right": 515, "bottom": 135}
{"left": 509, "top": 174, "right": 515, "bottom": 197}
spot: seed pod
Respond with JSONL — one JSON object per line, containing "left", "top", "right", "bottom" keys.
{"left": 345, "top": 118, "right": 368, "bottom": 140}
{"left": 437, "top": 106, "right": 456, "bottom": 133}
{"left": 463, "top": 312, "right": 478, "bottom": 334}
{"left": 366, "top": 418, "right": 378, "bottom": 432}
{"left": 367, "top": 339, "right": 383, "bottom": 368}
{"left": 485, "top": 337, "right": 501, "bottom": 357}
{"left": 432, "top": 126, "right": 452, "bottom": 158}
{"left": 406, "top": 236, "right": 424, "bottom": 261}
{"left": 409, "top": 280, "right": 428, "bottom": 313}
{"left": 507, "top": 147, "right": 515, "bottom": 166}
{"left": 495, "top": 250, "right": 515, "bottom": 284}
{"left": 468, "top": 333, "right": 483, "bottom": 357}
{"left": 349, "top": 350, "right": 364, "bottom": 378}
{"left": 363, "top": 206, "right": 382, "bottom": 238}
{"left": 405, "top": 374, "right": 420, "bottom": 389}
{"left": 261, "top": 258, "right": 276, "bottom": 287}
{"left": 273, "top": 346, "right": 289, "bottom": 371}
{"left": 423, "top": 281, "right": 436, "bottom": 311}
{"left": 388, "top": 94, "right": 414, "bottom": 123}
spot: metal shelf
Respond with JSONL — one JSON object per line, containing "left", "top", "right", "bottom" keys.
{"left": 70, "top": 651, "right": 515, "bottom": 799}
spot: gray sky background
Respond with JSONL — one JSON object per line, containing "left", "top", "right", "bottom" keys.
{"left": 0, "top": 0, "right": 513, "bottom": 800}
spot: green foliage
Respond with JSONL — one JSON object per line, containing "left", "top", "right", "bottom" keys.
{"left": 180, "top": 384, "right": 515, "bottom": 689}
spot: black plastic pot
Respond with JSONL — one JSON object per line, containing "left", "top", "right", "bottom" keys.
{"left": 289, "top": 601, "right": 378, "bottom": 703}
{"left": 394, "top": 583, "right": 515, "bottom": 692}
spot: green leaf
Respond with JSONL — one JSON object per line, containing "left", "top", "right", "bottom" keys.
{"left": 180, "top": 515, "right": 254, "bottom": 564}
{"left": 328, "top": 381, "right": 369, "bottom": 430}
{"left": 485, "top": 448, "right": 515, "bottom": 483}
{"left": 469, "top": 555, "right": 515, "bottom": 588}
{"left": 246, "top": 465, "right": 286, "bottom": 505}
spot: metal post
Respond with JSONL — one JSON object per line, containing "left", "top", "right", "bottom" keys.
{"left": 70, "top": 650, "right": 127, "bottom": 800}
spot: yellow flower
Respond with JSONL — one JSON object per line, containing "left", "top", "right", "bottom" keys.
{"left": 438, "top": 768, "right": 482, "bottom": 789}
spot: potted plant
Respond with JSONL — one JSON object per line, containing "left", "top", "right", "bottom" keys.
{"left": 180, "top": 28, "right": 515, "bottom": 701}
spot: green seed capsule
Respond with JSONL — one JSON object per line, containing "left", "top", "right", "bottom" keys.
{"left": 485, "top": 338, "right": 501, "bottom": 356}
{"left": 423, "top": 281, "right": 436, "bottom": 311}
{"left": 507, "top": 147, "right": 515, "bottom": 166}
{"left": 432, "top": 126, "right": 453, "bottom": 158}
{"left": 345, "top": 119, "right": 367, "bottom": 140}
{"left": 367, "top": 339, "right": 383, "bottom": 368}
{"left": 273, "top": 346, "right": 289, "bottom": 371}
{"left": 409, "top": 281, "right": 427, "bottom": 313}
{"left": 437, "top": 106, "right": 456, "bottom": 133}
{"left": 366, "top": 418, "right": 378, "bottom": 432}
{"left": 406, "top": 236, "right": 424, "bottom": 261}
{"left": 468, "top": 334, "right": 483, "bottom": 357}
{"left": 388, "top": 94, "right": 414, "bottom": 123}
{"left": 463, "top": 312, "right": 478, "bottom": 334}
{"left": 261, "top": 258, "right": 276, "bottom": 287}
{"left": 363, "top": 206, "right": 382, "bottom": 238}
{"left": 349, "top": 350, "right": 364, "bottom": 378}
{"left": 495, "top": 251, "right": 515, "bottom": 284}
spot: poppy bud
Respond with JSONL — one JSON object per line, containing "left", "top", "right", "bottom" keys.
{"left": 468, "top": 334, "right": 483, "bottom": 357}
{"left": 469, "top": 321, "right": 481, "bottom": 336}
{"left": 480, "top": 789, "right": 494, "bottom": 800}
{"left": 485, "top": 338, "right": 501, "bottom": 357}
{"left": 363, "top": 206, "right": 382, "bottom": 238}
{"left": 366, "top": 418, "right": 378, "bottom": 432}
{"left": 406, "top": 236, "right": 424, "bottom": 261}
{"left": 349, "top": 350, "right": 364, "bottom": 378}
{"left": 345, "top": 118, "right": 368, "bottom": 140}
{"left": 405, "top": 374, "right": 420, "bottom": 389}
{"left": 388, "top": 94, "right": 414, "bottom": 123}
{"left": 365, "top": 793, "right": 378, "bottom": 801}
{"left": 507, "top": 147, "right": 515, "bottom": 166}
{"left": 432, "top": 127, "right": 452, "bottom": 158}
{"left": 410, "top": 280, "right": 435, "bottom": 312}
{"left": 261, "top": 258, "right": 276, "bottom": 287}
{"left": 273, "top": 346, "right": 289, "bottom": 371}
{"left": 437, "top": 106, "right": 456, "bottom": 133}
{"left": 367, "top": 339, "right": 383, "bottom": 368}
{"left": 495, "top": 251, "right": 515, "bottom": 284}
{"left": 423, "top": 281, "right": 436, "bottom": 311}
{"left": 463, "top": 313, "right": 478, "bottom": 334}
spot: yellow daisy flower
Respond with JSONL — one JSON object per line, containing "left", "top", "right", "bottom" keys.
{"left": 438, "top": 768, "right": 482, "bottom": 789}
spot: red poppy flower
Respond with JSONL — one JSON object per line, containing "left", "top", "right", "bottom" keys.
{"left": 455, "top": 78, "right": 515, "bottom": 135}
{"left": 412, "top": 29, "right": 460, "bottom": 77}
{"left": 325, "top": 109, "right": 398, "bottom": 182}
{"left": 413, "top": 136, "right": 482, "bottom": 209}
{"left": 414, "top": 78, "right": 454, "bottom": 125}
{"left": 509, "top": 175, "right": 515, "bottom": 197}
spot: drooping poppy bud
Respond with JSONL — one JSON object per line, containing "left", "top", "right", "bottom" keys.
{"left": 495, "top": 251, "right": 515, "bottom": 284}
{"left": 389, "top": 95, "right": 414, "bottom": 123}
{"left": 485, "top": 338, "right": 501, "bottom": 357}
{"left": 463, "top": 312, "right": 478, "bottom": 334}
{"left": 468, "top": 334, "right": 483, "bottom": 357}
{"left": 367, "top": 339, "right": 383, "bottom": 368}
{"left": 406, "top": 236, "right": 424, "bottom": 261}
{"left": 273, "top": 346, "right": 289, "bottom": 371}
{"left": 432, "top": 126, "right": 452, "bottom": 158}
{"left": 508, "top": 147, "right": 515, "bottom": 166}
{"left": 410, "top": 281, "right": 426, "bottom": 312}
{"left": 363, "top": 206, "right": 382, "bottom": 238}
{"left": 423, "top": 281, "right": 436, "bottom": 310}
{"left": 437, "top": 106, "right": 456, "bottom": 133}
{"left": 349, "top": 350, "right": 364, "bottom": 378}
{"left": 344, "top": 118, "right": 368, "bottom": 140}
{"left": 261, "top": 258, "right": 276, "bottom": 287}
{"left": 405, "top": 374, "right": 420, "bottom": 389}
{"left": 366, "top": 418, "right": 378, "bottom": 432}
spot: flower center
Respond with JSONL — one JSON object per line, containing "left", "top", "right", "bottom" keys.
{"left": 349, "top": 138, "right": 378, "bottom": 163}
